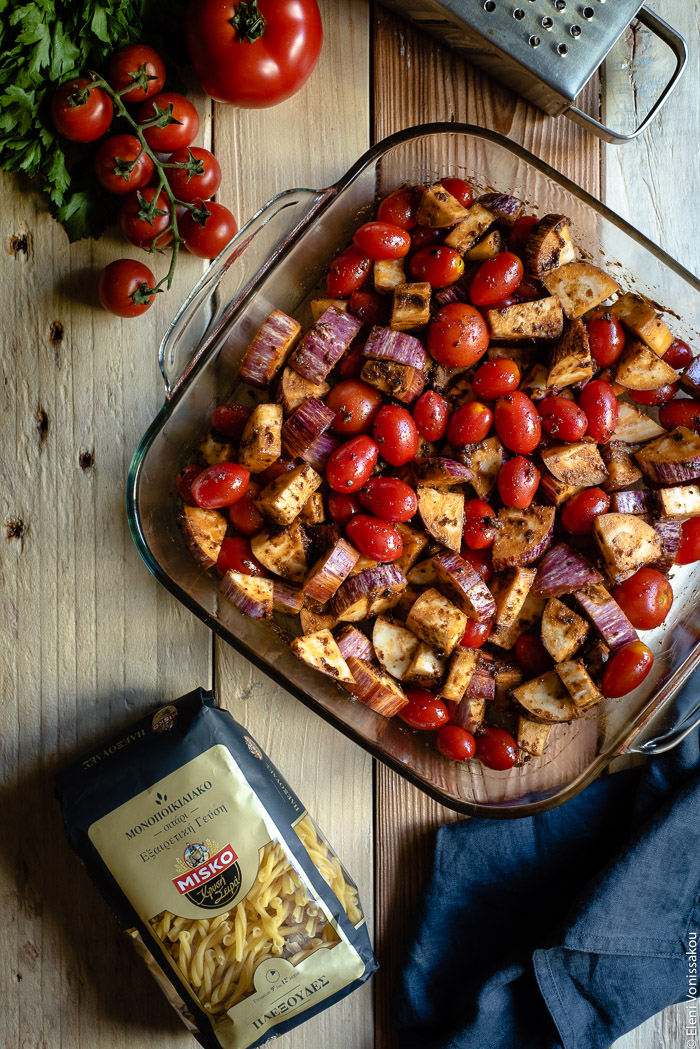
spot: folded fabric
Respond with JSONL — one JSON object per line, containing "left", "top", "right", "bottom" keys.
{"left": 392, "top": 720, "right": 700, "bottom": 1049}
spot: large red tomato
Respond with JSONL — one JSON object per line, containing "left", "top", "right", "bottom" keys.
{"left": 185, "top": 0, "right": 323, "bottom": 108}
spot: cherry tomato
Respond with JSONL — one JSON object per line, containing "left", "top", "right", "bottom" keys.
{"left": 440, "top": 177, "right": 473, "bottom": 208}
{"left": 578, "top": 380, "right": 618, "bottom": 444}
{"left": 586, "top": 312, "right": 625, "bottom": 368}
{"left": 257, "top": 458, "right": 296, "bottom": 486}
{"left": 513, "top": 276, "right": 545, "bottom": 302}
{"left": 181, "top": 201, "right": 238, "bottom": 259}
{"left": 215, "top": 535, "right": 267, "bottom": 577}
{"left": 463, "top": 499, "right": 496, "bottom": 550}
{"left": 472, "top": 359, "right": 520, "bottom": 400}
{"left": 494, "top": 392, "right": 541, "bottom": 455}
{"left": 461, "top": 619, "right": 493, "bottom": 648}
{"left": 602, "top": 641, "right": 654, "bottom": 698}
{"left": 176, "top": 464, "right": 202, "bottom": 505}
{"left": 460, "top": 545, "right": 493, "bottom": 583}
{"left": 507, "top": 214, "right": 538, "bottom": 254}
{"left": 327, "top": 245, "right": 372, "bottom": 297}
{"left": 447, "top": 401, "right": 493, "bottom": 446}
{"left": 107, "top": 44, "right": 166, "bottom": 104}
{"left": 663, "top": 338, "right": 693, "bottom": 370}
{"left": 538, "top": 395, "right": 588, "bottom": 442}
{"left": 475, "top": 725, "right": 518, "bottom": 770}
{"left": 94, "top": 134, "right": 154, "bottom": 195}
{"left": 353, "top": 221, "right": 410, "bottom": 260}
{"left": 338, "top": 343, "right": 364, "bottom": 379}
{"left": 358, "top": 477, "right": 417, "bottom": 522}
{"left": 372, "top": 405, "right": 419, "bottom": 466}
{"left": 346, "top": 514, "right": 403, "bottom": 562}
{"left": 138, "top": 92, "right": 200, "bottom": 152}
{"left": 561, "top": 487, "right": 610, "bottom": 535}
{"left": 212, "top": 404, "right": 252, "bottom": 442}
{"left": 677, "top": 518, "right": 700, "bottom": 564}
{"left": 497, "top": 456, "right": 540, "bottom": 509}
{"left": 613, "top": 568, "right": 673, "bottom": 630}
{"left": 629, "top": 382, "right": 679, "bottom": 407}
{"left": 409, "top": 246, "right": 464, "bottom": 288}
{"left": 326, "top": 379, "right": 383, "bottom": 437}
{"left": 413, "top": 391, "right": 449, "bottom": 442}
{"left": 326, "top": 435, "right": 378, "bottom": 492}
{"left": 659, "top": 398, "right": 700, "bottom": 433}
{"left": 427, "top": 304, "right": 489, "bottom": 369}
{"left": 97, "top": 259, "right": 156, "bottom": 318}
{"left": 327, "top": 491, "right": 361, "bottom": 526}
{"left": 409, "top": 225, "right": 444, "bottom": 253}
{"left": 191, "top": 463, "right": 250, "bottom": 508}
{"left": 120, "top": 187, "right": 173, "bottom": 250}
{"left": 50, "top": 78, "right": 113, "bottom": 143}
{"left": 469, "top": 252, "right": 524, "bottom": 307}
{"left": 349, "top": 291, "right": 389, "bottom": 328}
{"left": 436, "top": 724, "right": 476, "bottom": 761}
{"left": 377, "top": 186, "right": 422, "bottom": 230}
{"left": 228, "top": 482, "right": 264, "bottom": 537}
{"left": 514, "top": 633, "right": 552, "bottom": 678}
{"left": 165, "top": 147, "right": 222, "bottom": 203}
{"left": 399, "top": 689, "right": 450, "bottom": 730}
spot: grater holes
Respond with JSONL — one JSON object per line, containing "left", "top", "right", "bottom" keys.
{"left": 557, "top": 42, "right": 569, "bottom": 55}
{"left": 583, "top": 5, "right": 594, "bottom": 16}
{"left": 570, "top": 23, "right": 581, "bottom": 36}
{"left": 554, "top": 0, "right": 566, "bottom": 9}
{"left": 513, "top": 7, "right": 525, "bottom": 19}
{"left": 541, "top": 15, "right": 553, "bottom": 29}
{"left": 529, "top": 34, "right": 541, "bottom": 46}
{"left": 483, "top": 0, "right": 496, "bottom": 10}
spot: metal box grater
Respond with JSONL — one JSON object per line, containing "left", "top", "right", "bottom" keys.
{"left": 379, "top": 0, "right": 687, "bottom": 142}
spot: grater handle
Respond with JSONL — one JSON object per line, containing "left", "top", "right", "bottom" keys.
{"left": 567, "top": 6, "right": 687, "bottom": 144}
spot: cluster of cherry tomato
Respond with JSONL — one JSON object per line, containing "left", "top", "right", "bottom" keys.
{"left": 50, "top": 44, "right": 237, "bottom": 318}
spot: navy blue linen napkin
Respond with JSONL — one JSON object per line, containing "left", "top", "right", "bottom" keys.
{"left": 393, "top": 720, "right": 700, "bottom": 1049}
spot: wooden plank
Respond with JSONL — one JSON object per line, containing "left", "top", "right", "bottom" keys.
{"left": 212, "top": 2, "right": 374, "bottom": 1047}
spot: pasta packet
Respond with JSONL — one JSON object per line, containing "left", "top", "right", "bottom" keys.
{"left": 55, "top": 687, "right": 377, "bottom": 1049}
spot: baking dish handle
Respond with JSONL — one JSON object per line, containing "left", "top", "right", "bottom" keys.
{"left": 159, "top": 187, "right": 331, "bottom": 401}
{"left": 624, "top": 664, "right": 700, "bottom": 756}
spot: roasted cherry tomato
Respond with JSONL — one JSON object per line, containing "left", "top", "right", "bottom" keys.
{"left": 663, "top": 338, "right": 693, "bottom": 370}
{"left": 629, "top": 382, "right": 679, "bottom": 407}
{"left": 659, "top": 398, "right": 700, "bottom": 433}
{"left": 513, "top": 276, "right": 545, "bottom": 302}
{"left": 327, "top": 491, "right": 361, "bottom": 526}
{"left": 494, "top": 392, "right": 541, "bottom": 455}
{"left": 514, "top": 632, "right": 552, "bottom": 678}
{"left": 215, "top": 536, "right": 267, "bottom": 577}
{"left": 462, "top": 499, "right": 496, "bottom": 550}
{"left": 372, "top": 405, "right": 419, "bottom": 466}
{"left": 613, "top": 568, "right": 673, "bottom": 630}
{"left": 677, "top": 518, "right": 700, "bottom": 564}
{"left": 427, "top": 304, "right": 489, "bottom": 369}
{"left": 97, "top": 259, "right": 156, "bottom": 318}
{"left": 602, "top": 641, "right": 654, "bottom": 698}
{"left": 358, "top": 477, "right": 417, "bottom": 522}
{"left": 460, "top": 545, "right": 493, "bottom": 584}
{"left": 409, "top": 225, "right": 444, "bottom": 253}
{"left": 409, "top": 246, "right": 464, "bottom": 288}
{"left": 586, "top": 312, "right": 625, "bottom": 368}
{"left": 257, "top": 458, "right": 296, "bottom": 486}
{"left": 447, "top": 401, "right": 493, "bottom": 446}
{"left": 338, "top": 343, "right": 364, "bottom": 379}
{"left": 461, "top": 619, "right": 493, "bottom": 648}
{"left": 399, "top": 689, "right": 450, "bottom": 730}
{"left": 469, "top": 252, "right": 524, "bottom": 307}
{"left": 327, "top": 245, "right": 372, "bottom": 297}
{"left": 138, "top": 92, "right": 200, "bottom": 152}
{"left": 191, "top": 462, "right": 250, "bottom": 508}
{"left": 578, "top": 380, "right": 618, "bottom": 444}
{"left": 119, "top": 187, "right": 173, "bottom": 250}
{"left": 326, "top": 435, "right": 378, "bottom": 492}
{"left": 561, "top": 487, "right": 610, "bottom": 535}
{"left": 436, "top": 724, "right": 476, "bottom": 761}
{"left": 353, "top": 221, "right": 411, "bottom": 260}
{"left": 472, "top": 359, "right": 520, "bottom": 400}
{"left": 413, "top": 391, "right": 449, "bottom": 442}
{"left": 475, "top": 725, "right": 518, "bottom": 770}
{"left": 346, "top": 514, "right": 403, "bottom": 562}
{"left": 50, "top": 78, "right": 113, "bottom": 142}
{"left": 165, "top": 147, "right": 222, "bottom": 202}
{"left": 180, "top": 201, "right": 238, "bottom": 259}
{"left": 107, "top": 44, "right": 166, "bottom": 104}
{"left": 377, "top": 186, "right": 422, "bottom": 230}
{"left": 228, "top": 481, "right": 264, "bottom": 537}
{"left": 326, "top": 379, "right": 383, "bottom": 437}
{"left": 212, "top": 404, "right": 252, "bottom": 442}
{"left": 507, "top": 214, "right": 538, "bottom": 254}
{"left": 349, "top": 290, "right": 389, "bottom": 328}
{"left": 94, "top": 134, "right": 154, "bottom": 195}
{"left": 497, "top": 456, "right": 540, "bottom": 509}
{"left": 440, "top": 177, "right": 473, "bottom": 208}
{"left": 538, "top": 395, "right": 588, "bottom": 442}
{"left": 176, "top": 464, "right": 202, "bottom": 505}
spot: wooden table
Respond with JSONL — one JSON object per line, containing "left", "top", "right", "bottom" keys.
{"left": 2, "top": 3, "right": 698, "bottom": 1047}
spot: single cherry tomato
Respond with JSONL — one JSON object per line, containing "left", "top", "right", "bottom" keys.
{"left": 50, "top": 78, "right": 113, "bottom": 142}
{"left": 578, "top": 380, "right": 618, "bottom": 444}
{"left": 409, "top": 246, "right": 465, "bottom": 288}
{"left": 659, "top": 398, "right": 700, "bottom": 433}
{"left": 428, "top": 303, "right": 489, "bottom": 369}
{"left": 119, "top": 187, "right": 172, "bottom": 250}
{"left": 507, "top": 214, "right": 538, "bottom": 254}
{"left": 176, "top": 464, "right": 202, "bottom": 505}
{"left": 349, "top": 290, "right": 389, "bottom": 328}
{"left": 165, "top": 147, "right": 222, "bottom": 203}
{"left": 346, "top": 514, "right": 403, "bottom": 562}
{"left": 181, "top": 201, "right": 238, "bottom": 259}
{"left": 461, "top": 619, "right": 493, "bottom": 648}
{"left": 602, "top": 641, "right": 654, "bottom": 698}
{"left": 215, "top": 536, "right": 267, "bottom": 578}
{"left": 372, "top": 405, "right": 419, "bottom": 466}
{"left": 212, "top": 404, "right": 252, "bottom": 442}
{"left": 613, "top": 568, "right": 673, "bottom": 630}
{"left": 326, "top": 435, "right": 378, "bottom": 492}
{"left": 497, "top": 456, "right": 540, "bottom": 509}
{"left": 257, "top": 458, "right": 296, "bottom": 486}
{"left": 538, "top": 395, "right": 588, "bottom": 442}
{"left": 97, "top": 259, "right": 156, "bottom": 318}
{"left": 327, "top": 245, "right": 372, "bottom": 297}
{"left": 377, "top": 186, "right": 422, "bottom": 230}
{"left": 353, "top": 221, "right": 411, "bottom": 260}
{"left": 475, "top": 725, "right": 518, "bottom": 770}
{"left": 326, "top": 379, "right": 383, "bottom": 437}
{"left": 630, "top": 382, "right": 679, "bottom": 407}
{"left": 513, "top": 276, "right": 545, "bottom": 302}
{"left": 440, "top": 177, "right": 473, "bottom": 208}
{"left": 191, "top": 462, "right": 250, "bottom": 508}
{"left": 399, "top": 689, "right": 450, "bottom": 730}
{"left": 228, "top": 482, "right": 264, "bottom": 537}
{"left": 483, "top": 294, "right": 519, "bottom": 312}
{"left": 494, "top": 392, "right": 541, "bottom": 455}
{"left": 677, "top": 518, "right": 700, "bottom": 564}
{"left": 561, "top": 487, "right": 610, "bottom": 535}
{"left": 107, "top": 44, "right": 166, "bottom": 104}
{"left": 338, "top": 343, "right": 365, "bottom": 379}
{"left": 469, "top": 252, "right": 524, "bottom": 307}
{"left": 586, "top": 312, "right": 626, "bottom": 368}
{"left": 514, "top": 633, "right": 552, "bottom": 678}
{"left": 94, "top": 134, "right": 154, "bottom": 195}
{"left": 138, "top": 92, "right": 200, "bottom": 152}
{"left": 463, "top": 499, "right": 496, "bottom": 550}
{"left": 327, "top": 491, "right": 361, "bottom": 526}
{"left": 358, "top": 477, "right": 417, "bottom": 523}
{"left": 409, "top": 224, "right": 444, "bottom": 253}
{"left": 663, "top": 338, "right": 693, "bottom": 370}
{"left": 436, "top": 724, "right": 476, "bottom": 761}
{"left": 460, "top": 545, "right": 493, "bottom": 583}
{"left": 472, "top": 359, "right": 520, "bottom": 400}
{"left": 447, "top": 401, "right": 493, "bottom": 446}
{"left": 413, "top": 391, "right": 449, "bottom": 442}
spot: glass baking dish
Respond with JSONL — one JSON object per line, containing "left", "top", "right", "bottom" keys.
{"left": 127, "top": 123, "right": 700, "bottom": 818}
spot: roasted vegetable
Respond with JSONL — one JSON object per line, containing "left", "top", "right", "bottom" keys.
{"left": 541, "top": 263, "right": 619, "bottom": 318}
{"left": 391, "top": 282, "right": 432, "bottom": 332}
{"left": 555, "top": 659, "right": 603, "bottom": 711}
{"left": 360, "top": 359, "right": 425, "bottom": 403}
{"left": 221, "top": 571, "right": 274, "bottom": 619}
{"left": 372, "top": 617, "right": 420, "bottom": 680}
{"left": 278, "top": 368, "right": 330, "bottom": 415}
{"left": 289, "top": 307, "right": 363, "bottom": 383}
{"left": 238, "top": 404, "right": 283, "bottom": 473}
{"left": 417, "top": 486, "right": 464, "bottom": 552}
{"left": 439, "top": 647, "right": 478, "bottom": 701}
{"left": 491, "top": 506, "right": 556, "bottom": 571}
{"left": 612, "top": 401, "right": 665, "bottom": 443}
{"left": 240, "top": 310, "right": 301, "bottom": 387}
{"left": 416, "top": 183, "right": 471, "bottom": 227}
{"left": 601, "top": 442, "right": 643, "bottom": 492}
{"left": 486, "top": 297, "right": 564, "bottom": 341}
{"left": 197, "top": 433, "right": 236, "bottom": 466}
{"left": 523, "top": 214, "right": 576, "bottom": 277}
{"left": 310, "top": 298, "right": 348, "bottom": 322}
{"left": 540, "top": 442, "right": 608, "bottom": 487}
{"left": 511, "top": 670, "right": 576, "bottom": 722}
{"left": 374, "top": 258, "right": 406, "bottom": 294}
{"left": 444, "top": 203, "right": 495, "bottom": 253}
{"left": 345, "top": 657, "right": 408, "bottom": 717}
{"left": 405, "top": 588, "right": 468, "bottom": 656}
{"left": 291, "top": 629, "right": 355, "bottom": 683}
{"left": 541, "top": 597, "right": 589, "bottom": 662}
{"left": 615, "top": 339, "right": 679, "bottom": 391}
{"left": 533, "top": 543, "right": 603, "bottom": 597}
{"left": 181, "top": 506, "right": 227, "bottom": 569}
{"left": 574, "top": 584, "right": 638, "bottom": 649}
{"left": 258, "top": 462, "right": 322, "bottom": 526}
{"left": 302, "top": 538, "right": 360, "bottom": 603}
{"left": 609, "top": 292, "right": 673, "bottom": 356}
{"left": 460, "top": 437, "right": 506, "bottom": 498}
{"left": 403, "top": 641, "right": 445, "bottom": 687}
{"left": 547, "top": 318, "right": 593, "bottom": 390}
{"left": 655, "top": 484, "right": 700, "bottom": 519}
{"left": 251, "top": 522, "right": 308, "bottom": 584}
{"left": 634, "top": 427, "right": 700, "bottom": 485}
{"left": 433, "top": 550, "right": 497, "bottom": 623}
{"left": 593, "top": 513, "right": 663, "bottom": 583}
{"left": 517, "top": 717, "right": 551, "bottom": 757}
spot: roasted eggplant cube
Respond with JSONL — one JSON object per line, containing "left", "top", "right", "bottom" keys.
{"left": 592, "top": 513, "right": 663, "bottom": 583}
{"left": 258, "top": 462, "right": 322, "bottom": 527}
{"left": 181, "top": 505, "right": 227, "bottom": 569}
{"left": 403, "top": 641, "right": 445, "bottom": 687}
{"left": 417, "top": 486, "right": 465, "bottom": 552}
{"left": 289, "top": 307, "right": 363, "bottom": 384}
{"left": 361, "top": 359, "right": 425, "bottom": 403}
{"left": 491, "top": 506, "right": 555, "bottom": 571}
{"left": 615, "top": 339, "right": 678, "bottom": 391}
{"left": 523, "top": 214, "right": 576, "bottom": 277}
{"left": 486, "top": 297, "right": 564, "bottom": 341}
{"left": 555, "top": 659, "right": 604, "bottom": 711}
{"left": 278, "top": 368, "right": 330, "bottom": 415}
{"left": 310, "top": 298, "right": 348, "bottom": 322}
{"left": 391, "top": 282, "right": 432, "bottom": 332}
{"left": 394, "top": 523, "right": 429, "bottom": 575}
{"left": 540, "top": 442, "right": 608, "bottom": 487}
{"left": 374, "top": 258, "right": 406, "bottom": 294}
{"left": 612, "top": 401, "right": 665, "bottom": 443}
{"left": 609, "top": 292, "right": 673, "bottom": 357}
{"left": 197, "top": 433, "right": 236, "bottom": 466}
{"left": 465, "top": 230, "right": 504, "bottom": 261}
{"left": 433, "top": 550, "right": 497, "bottom": 622}
{"left": 655, "top": 483, "right": 700, "bottom": 519}
{"left": 547, "top": 318, "right": 593, "bottom": 390}
{"left": 460, "top": 437, "right": 506, "bottom": 499}
{"left": 490, "top": 567, "right": 537, "bottom": 630}
{"left": 439, "top": 647, "right": 478, "bottom": 702}
{"left": 634, "top": 427, "right": 700, "bottom": 485}
{"left": 406, "top": 588, "right": 468, "bottom": 656}
{"left": 238, "top": 403, "right": 283, "bottom": 473}
{"left": 511, "top": 670, "right": 576, "bottom": 723}
{"left": 416, "top": 183, "right": 471, "bottom": 228}
{"left": 541, "top": 597, "right": 589, "bottom": 662}
{"left": 517, "top": 717, "right": 551, "bottom": 757}
{"left": 220, "top": 571, "right": 274, "bottom": 620}
{"left": 601, "top": 442, "right": 642, "bottom": 493}
{"left": 345, "top": 657, "right": 408, "bottom": 717}
{"left": 302, "top": 538, "right": 360, "bottom": 603}
{"left": 251, "top": 521, "right": 308, "bottom": 584}
{"left": 444, "top": 203, "right": 495, "bottom": 254}
{"left": 372, "top": 616, "right": 420, "bottom": 680}
{"left": 239, "top": 309, "right": 302, "bottom": 388}
{"left": 291, "top": 629, "right": 355, "bottom": 683}
{"left": 541, "top": 262, "right": 619, "bottom": 319}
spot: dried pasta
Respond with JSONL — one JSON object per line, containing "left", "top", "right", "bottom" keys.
{"left": 294, "top": 815, "right": 363, "bottom": 926}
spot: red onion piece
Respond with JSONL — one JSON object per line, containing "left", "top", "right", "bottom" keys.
{"left": 289, "top": 308, "right": 362, "bottom": 384}
{"left": 574, "top": 584, "right": 638, "bottom": 650}
{"left": 239, "top": 309, "right": 301, "bottom": 388}
{"left": 477, "top": 192, "right": 524, "bottom": 225}
{"left": 272, "top": 581, "right": 304, "bottom": 615}
{"left": 335, "top": 624, "right": 375, "bottom": 663}
{"left": 281, "top": 397, "right": 335, "bottom": 459}
{"left": 532, "top": 543, "right": 603, "bottom": 598}
{"left": 300, "top": 431, "right": 342, "bottom": 472}
{"left": 362, "top": 325, "right": 428, "bottom": 370}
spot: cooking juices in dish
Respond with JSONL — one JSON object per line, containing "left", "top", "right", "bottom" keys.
{"left": 175, "top": 176, "right": 700, "bottom": 771}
